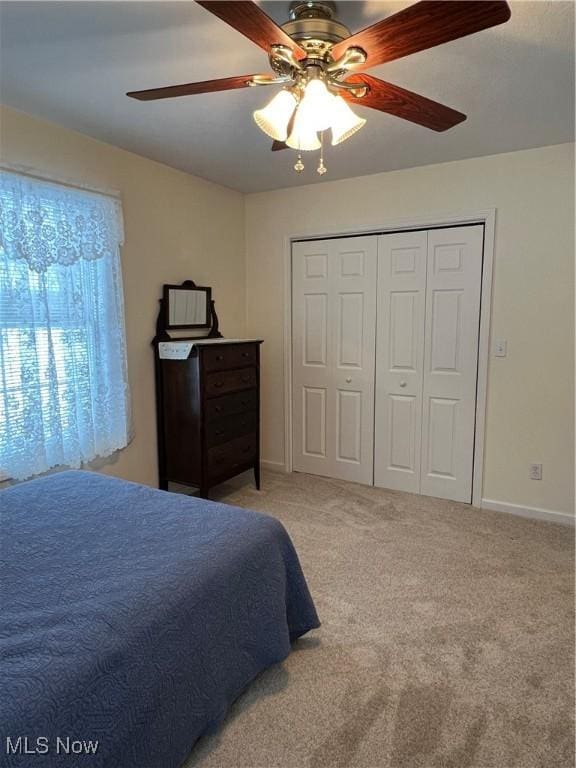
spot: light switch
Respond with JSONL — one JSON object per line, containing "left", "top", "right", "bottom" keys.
{"left": 494, "top": 339, "right": 507, "bottom": 358}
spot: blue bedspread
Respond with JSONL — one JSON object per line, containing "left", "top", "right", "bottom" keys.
{"left": 0, "top": 471, "right": 319, "bottom": 767}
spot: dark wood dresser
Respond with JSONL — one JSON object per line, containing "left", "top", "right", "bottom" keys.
{"left": 156, "top": 339, "right": 263, "bottom": 497}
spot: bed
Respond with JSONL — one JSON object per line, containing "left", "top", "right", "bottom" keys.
{"left": 0, "top": 470, "right": 319, "bottom": 767}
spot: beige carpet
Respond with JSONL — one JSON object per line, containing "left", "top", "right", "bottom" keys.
{"left": 184, "top": 471, "right": 575, "bottom": 768}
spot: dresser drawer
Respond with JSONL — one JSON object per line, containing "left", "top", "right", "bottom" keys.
{"left": 205, "top": 389, "right": 258, "bottom": 421}
{"left": 205, "top": 367, "right": 257, "bottom": 398}
{"left": 206, "top": 411, "right": 257, "bottom": 447}
{"left": 202, "top": 344, "right": 257, "bottom": 372}
{"left": 207, "top": 433, "right": 257, "bottom": 478}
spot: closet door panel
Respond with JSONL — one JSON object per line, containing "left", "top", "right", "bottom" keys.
{"left": 303, "top": 293, "right": 328, "bottom": 366}
{"left": 374, "top": 231, "right": 427, "bottom": 492}
{"left": 388, "top": 394, "right": 418, "bottom": 472}
{"left": 292, "top": 241, "right": 333, "bottom": 477}
{"left": 337, "top": 292, "right": 364, "bottom": 368}
{"left": 293, "top": 237, "right": 377, "bottom": 484}
{"left": 420, "top": 226, "right": 483, "bottom": 502}
{"left": 332, "top": 239, "right": 377, "bottom": 483}
{"left": 302, "top": 387, "right": 327, "bottom": 458}
{"left": 336, "top": 389, "right": 362, "bottom": 463}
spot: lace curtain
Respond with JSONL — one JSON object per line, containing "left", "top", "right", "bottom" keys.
{"left": 0, "top": 170, "right": 130, "bottom": 480}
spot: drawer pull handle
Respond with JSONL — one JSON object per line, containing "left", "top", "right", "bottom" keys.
{"left": 214, "top": 381, "right": 224, "bottom": 388}
{"left": 215, "top": 430, "right": 224, "bottom": 436}
{"left": 242, "top": 445, "right": 252, "bottom": 453}
{"left": 242, "top": 352, "right": 250, "bottom": 358}
{"left": 216, "top": 355, "right": 224, "bottom": 361}
{"left": 241, "top": 376, "right": 250, "bottom": 383}
{"left": 214, "top": 406, "right": 222, "bottom": 413}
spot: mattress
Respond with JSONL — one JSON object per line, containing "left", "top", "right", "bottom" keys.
{"left": 0, "top": 470, "right": 319, "bottom": 767}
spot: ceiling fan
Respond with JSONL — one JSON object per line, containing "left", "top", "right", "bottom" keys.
{"left": 127, "top": 0, "right": 511, "bottom": 175}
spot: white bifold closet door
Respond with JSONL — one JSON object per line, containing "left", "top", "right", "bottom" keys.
{"left": 292, "top": 236, "right": 377, "bottom": 484}
{"left": 374, "top": 230, "right": 427, "bottom": 494}
{"left": 375, "top": 226, "right": 483, "bottom": 503}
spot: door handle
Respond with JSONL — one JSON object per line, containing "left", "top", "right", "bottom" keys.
{"left": 399, "top": 380, "right": 407, "bottom": 388}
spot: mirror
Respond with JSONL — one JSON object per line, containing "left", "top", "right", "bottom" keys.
{"left": 163, "top": 284, "right": 211, "bottom": 329}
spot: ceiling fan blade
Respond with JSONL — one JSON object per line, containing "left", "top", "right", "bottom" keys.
{"left": 127, "top": 74, "right": 268, "bottom": 101}
{"left": 342, "top": 74, "right": 466, "bottom": 132}
{"left": 331, "top": 1, "right": 511, "bottom": 69}
{"left": 196, "top": 1, "right": 307, "bottom": 60}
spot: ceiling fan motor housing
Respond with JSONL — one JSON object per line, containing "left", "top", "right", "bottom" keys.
{"left": 283, "top": 0, "right": 351, "bottom": 60}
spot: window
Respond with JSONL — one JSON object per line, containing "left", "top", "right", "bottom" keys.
{"left": 0, "top": 170, "right": 130, "bottom": 480}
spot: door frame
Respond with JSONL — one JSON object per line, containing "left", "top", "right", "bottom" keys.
{"left": 283, "top": 209, "right": 496, "bottom": 508}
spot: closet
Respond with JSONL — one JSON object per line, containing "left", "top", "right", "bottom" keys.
{"left": 292, "top": 225, "right": 483, "bottom": 504}
{"left": 292, "top": 236, "right": 377, "bottom": 485}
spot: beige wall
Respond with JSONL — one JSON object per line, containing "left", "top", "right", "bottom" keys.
{"left": 0, "top": 105, "right": 245, "bottom": 487}
{"left": 245, "top": 143, "right": 575, "bottom": 516}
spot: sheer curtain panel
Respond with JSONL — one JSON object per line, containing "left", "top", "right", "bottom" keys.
{"left": 0, "top": 171, "right": 130, "bottom": 480}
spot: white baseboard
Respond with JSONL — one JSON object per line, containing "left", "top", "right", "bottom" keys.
{"left": 481, "top": 498, "right": 575, "bottom": 527}
{"left": 260, "top": 459, "right": 288, "bottom": 473}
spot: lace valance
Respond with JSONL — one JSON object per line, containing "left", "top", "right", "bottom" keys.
{"left": 0, "top": 170, "right": 124, "bottom": 273}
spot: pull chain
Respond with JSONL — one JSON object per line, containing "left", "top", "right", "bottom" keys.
{"left": 317, "top": 132, "right": 327, "bottom": 175}
{"left": 294, "top": 152, "right": 304, "bottom": 172}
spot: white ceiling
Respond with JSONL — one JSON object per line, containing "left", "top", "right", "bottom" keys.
{"left": 0, "top": 1, "right": 573, "bottom": 193}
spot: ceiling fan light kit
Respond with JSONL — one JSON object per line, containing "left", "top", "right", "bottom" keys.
{"left": 329, "top": 96, "right": 366, "bottom": 146}
{"left": 253, "top": 89, "right": 298, "bottom": 141}
{"left": 298, "top": 78, "right": 337, "bottom": 134}
{"left": 253, "top": 68, "right": 368, "bottom": 166}
{"left": 286, "top": 108, "right": 322, "bottom": 151}
{"left": 127, "top": 0, "right": 512, "bottom": 177}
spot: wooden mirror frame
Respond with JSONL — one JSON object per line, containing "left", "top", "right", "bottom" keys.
{"left": 163, "top": 282, "right": 211, "bottom": 329}
{"left": 153, "top": 280, "right": 223, "bottom": 344}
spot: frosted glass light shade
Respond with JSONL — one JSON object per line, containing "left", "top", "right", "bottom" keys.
{"left": 330, "top": 96, "right": 366, "bottom": 145}
{"left": 298, "top": 79, "right": 335, "bottom": 133}
{"left": 286, "top": 105, "right": 321, "bottom": 151}
{"left": 253, "top": 90, "right": 297, "bottom": 141}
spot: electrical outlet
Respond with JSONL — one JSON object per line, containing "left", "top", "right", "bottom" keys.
{"left": 529, "top": 463, "right": 543, "bottom": 481}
